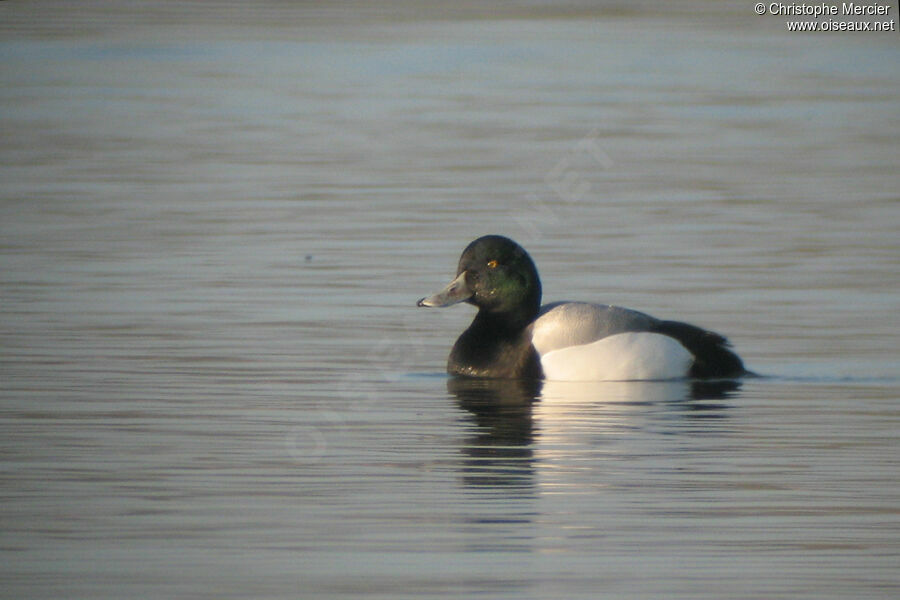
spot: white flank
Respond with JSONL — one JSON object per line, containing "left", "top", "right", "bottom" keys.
{"left": 539, "top": 332, "right": 693, "bottom": 381}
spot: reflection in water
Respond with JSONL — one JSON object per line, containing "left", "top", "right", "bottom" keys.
{"left": 450, "top": 377, "right": 742, "bottom": 490}
{"left": 538, "top": 378, "right": 742, "bottom": 404}
{"left": 538, "top": 378, "right": 741, "bottom": 414}
{"left": 448, "top": 377, "right": 542, "bottom": 490}
{"left": 536, "top": 379, "right": 741, "bottom": 440}
{"left": 682, "top": 379, "right": 742, "bottom": 416}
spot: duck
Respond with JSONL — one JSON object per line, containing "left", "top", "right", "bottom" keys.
{"left": 417, "top": 235, "right": 747, "bottom": 381}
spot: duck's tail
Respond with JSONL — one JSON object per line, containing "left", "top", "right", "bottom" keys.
{"left": 650, "top": 320, "right": 748, "bottom": 379}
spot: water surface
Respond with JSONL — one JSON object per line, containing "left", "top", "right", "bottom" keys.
{"left": 1, "top": 2, "right": 898, "bottom": 598}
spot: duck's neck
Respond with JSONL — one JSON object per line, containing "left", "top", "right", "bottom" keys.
{"left": 474, "top": 305, "right": 536, "bottom": 333}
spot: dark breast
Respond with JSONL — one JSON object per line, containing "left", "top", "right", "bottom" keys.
{"left": 448, "top": 327, "right": 543, "bottom": 379}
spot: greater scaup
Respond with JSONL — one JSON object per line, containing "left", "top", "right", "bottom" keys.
{"left": 417, "top": 235, "right": 747, "bottom": 381}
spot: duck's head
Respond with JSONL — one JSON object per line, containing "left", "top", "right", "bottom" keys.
{"left": 417, "top": 235, "right": 542, "bottom": 324}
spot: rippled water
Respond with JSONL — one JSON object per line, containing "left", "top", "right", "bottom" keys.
{"left": 1, "top": 2, "right": 898, "bottom": 598}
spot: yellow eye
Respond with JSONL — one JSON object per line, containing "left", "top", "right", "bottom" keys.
{"left": 486, "top": 259, "right": 498, "bottom": 269}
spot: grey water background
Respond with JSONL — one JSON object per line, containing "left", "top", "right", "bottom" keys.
{"left": 1, "top": 1, "right": 898, "bottom": 598}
